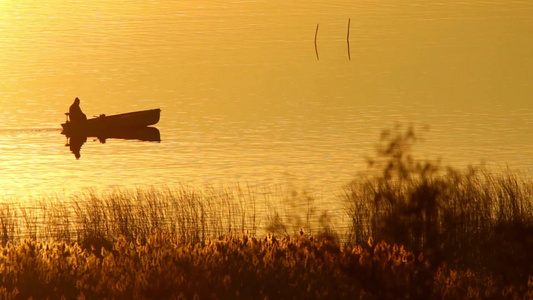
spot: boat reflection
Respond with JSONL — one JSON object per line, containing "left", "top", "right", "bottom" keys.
{"left": 62, "top": 127, "right": 161, "bottom": 159}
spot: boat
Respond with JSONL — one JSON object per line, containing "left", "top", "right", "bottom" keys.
{"left": 61, "top": 108, "right": 161, "bottom": 132}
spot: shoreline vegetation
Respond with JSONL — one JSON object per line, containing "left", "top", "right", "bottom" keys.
{"left": 1, "top": 126, "right": 532, "bottom": 299}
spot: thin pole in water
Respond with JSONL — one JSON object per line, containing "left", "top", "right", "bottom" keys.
{"left": 347, "top": 18, "right": 351, "bottom": 60}
{"left": 314, "top": 23, "right": 319, "bottom": 60}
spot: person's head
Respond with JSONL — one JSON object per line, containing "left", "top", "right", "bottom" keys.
{"left": 74, "top": 97, "right": 80, "bottom": 105}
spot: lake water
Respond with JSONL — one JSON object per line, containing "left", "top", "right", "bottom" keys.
{"left": 1, "top": 0, "right": 532, "bottom": 211}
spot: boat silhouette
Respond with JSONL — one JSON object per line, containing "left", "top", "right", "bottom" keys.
{"left": 62, "top": 108, "right": 160, "bottom": 132}
{"left": 61, "top": 108, "right": 161, "bottom": 159}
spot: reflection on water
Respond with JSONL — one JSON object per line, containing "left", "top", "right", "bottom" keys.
{"left": 0, "top": 0, "right": 531, "bottom": 204}
{"left": 63, "top": 127, "right": 161, "bottom": 159}
{"left": 67, "top": 136, "right": 86, "bottom": 160}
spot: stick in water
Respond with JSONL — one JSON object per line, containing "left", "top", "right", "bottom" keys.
{"left": 315, "top": 23, "right": 319, "bottom": 60}
{"left": 347, "top": 18, "right": 351, "bottom": 60}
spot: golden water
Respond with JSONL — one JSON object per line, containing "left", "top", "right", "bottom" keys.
{"left": 0, "top": 0, "right": 531, "bottom": 204}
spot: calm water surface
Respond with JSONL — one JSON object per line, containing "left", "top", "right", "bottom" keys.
{"left": 1, "top": 0, "right": 532, "bottom": 209}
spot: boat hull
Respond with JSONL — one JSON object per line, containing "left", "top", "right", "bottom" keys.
{"left": 61, "top": 108, "right": 160, "bottom": 132}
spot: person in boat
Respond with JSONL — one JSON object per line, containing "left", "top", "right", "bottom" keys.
{"left": 69, "top": 97, "right": 87, "bottom": 124}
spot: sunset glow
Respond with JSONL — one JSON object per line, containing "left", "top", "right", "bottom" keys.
{"left": 1, "top": 0, "right": 532, "bottom": 196}
{"left": 0, "top": 0, "right": 532, "bottom": 298}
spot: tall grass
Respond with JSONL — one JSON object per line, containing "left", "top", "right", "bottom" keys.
{"left": 344, "top": 125, "right": 533, "bottom": 282}
{"left": 0, "top": 233, "right": 532, "bottom": 299}
{"left": 0, "top": 185, "right": 336, "bottom": 246}
{"left": 0, "top": 186, "right": 263, "bottom": 246}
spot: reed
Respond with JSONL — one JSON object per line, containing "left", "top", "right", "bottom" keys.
{"left": 0, "top": 232, "right": 532, "bottom": 299}
{"left": 0, "top": 186, "right": 264, "bottom": 245}
{"left": 0, "top": 184, "right": 334, "bottom": 246}
{"left": 344, "top": 125, "right": 533, "bottom": 283}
